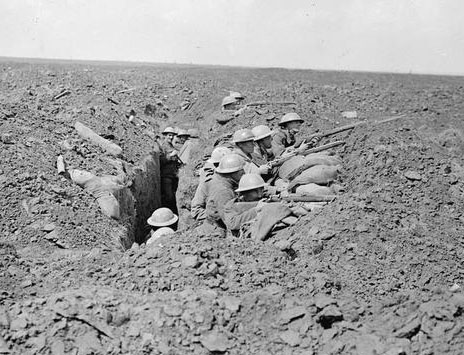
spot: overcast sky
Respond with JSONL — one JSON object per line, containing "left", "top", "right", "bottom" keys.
{"left": 1, "top": 0, "right": 463, "bottom": 75}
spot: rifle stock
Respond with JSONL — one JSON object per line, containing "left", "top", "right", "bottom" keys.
{"left": 306, "top": 114, "right": 405, "bottom": 141}
{"left": 268, "top": 194, "right": 336, "bottom": 202}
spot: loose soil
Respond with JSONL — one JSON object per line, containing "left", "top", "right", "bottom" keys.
{"left": 1, "top": 59, "right": 464, "bottom": 354}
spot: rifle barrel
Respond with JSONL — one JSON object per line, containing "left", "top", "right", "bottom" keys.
{"left": 281, "top": 194, "right": 336, "bottom": 202}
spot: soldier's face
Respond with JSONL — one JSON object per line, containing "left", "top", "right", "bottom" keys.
{"left": 243, "top": 187, "right": 263, "bottom": 201}
{"left": 286, "top": 121, "right": 302, "bottom": 132}
{"left": 165, "top": 133, "right": 175, "bottom": 143}
{"left": 238, "top": 141, "right": 255, "bottom": 154}
{"left": 232, "top": 169, "right": 245, "bottom": 183}
{"left": 259, "top": 136, "right": 272, "bottom": 149}
{"left": 223, "top": 102, "right": 238, "bottom": 110}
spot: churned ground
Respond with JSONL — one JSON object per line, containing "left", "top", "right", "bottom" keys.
{"left": 1, "top": 59, "right": 463, "bottom": 354}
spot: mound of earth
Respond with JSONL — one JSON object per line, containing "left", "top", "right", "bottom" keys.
{"left": 1, "top": 59, "right": 464, "bottom": 354}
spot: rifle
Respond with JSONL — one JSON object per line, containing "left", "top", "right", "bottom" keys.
{"left": 268, "top": 113, "right": 405, "bottom": 167}
{"left": 246, "top": 101, "right": 296, "bottom": 107}
{"left": 233, "top": 101, "right": 296, "bottom": 117}
{"left": 267, "top": 194, "right": 337, "bottom": 203}
{"left": 268, "top": 141, "right": 345, "bottom": 168}
{"left": 305, "top": 114, "right": 405, "bottom": 142}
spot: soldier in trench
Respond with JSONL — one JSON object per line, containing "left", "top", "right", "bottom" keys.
{"left": 191, "top": 146, "right": 231, "bottom": 221}
{"left": 271, "top": 112, "right": 321, "bottom": 157}
{"left": 199, "top": 153, "right": 245, "bottom": 236}
{"left": 159, "top": 126, "right": 182, "bottom": 223}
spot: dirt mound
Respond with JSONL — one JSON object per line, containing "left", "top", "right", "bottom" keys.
{"left": 2, "top": 60, "right": 464, "bottom": 354}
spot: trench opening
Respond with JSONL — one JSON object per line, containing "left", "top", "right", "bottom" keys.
{"left": 114, "top": 146, "right": 162, "bottom": 249}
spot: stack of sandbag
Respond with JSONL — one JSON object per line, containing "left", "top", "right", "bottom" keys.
{"left": 276, "top": 153, "right": 342, "bottom": 194}
{"left": 287, "top": 165, "right": 340, "bottom": 192}
{"left": 278, "top": 153, "right": 341, "bottom": 180}
{"left": 69, "top": 169, "right": 126, "bottom": 219}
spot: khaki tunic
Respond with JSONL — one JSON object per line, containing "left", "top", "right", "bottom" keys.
{"left": 224, "top": 198, "right": 258, "bottom": 236}
{"left": 205, "top": 174, "right": 238, "bottom": 228}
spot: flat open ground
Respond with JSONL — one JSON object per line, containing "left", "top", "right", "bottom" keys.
{"left": 1, "top": 59, "right": 463, "bottom": 354}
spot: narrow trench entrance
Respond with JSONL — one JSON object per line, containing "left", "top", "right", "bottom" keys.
{"left": 117, "top": 149, "right": 162, "bottom": 249}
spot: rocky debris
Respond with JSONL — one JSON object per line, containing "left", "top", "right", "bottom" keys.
{"left": 2, "top": 62, "right": 464, "bottom": 354}
{"left": 404, "top": 171, "right": 422, "bottom": 181}
{"left": 200, "top": 331, "right": 230, "bottom": 352}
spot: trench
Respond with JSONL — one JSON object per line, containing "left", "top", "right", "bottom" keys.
{"left": 111, "top": 145, "right": 162, "bottom": 249}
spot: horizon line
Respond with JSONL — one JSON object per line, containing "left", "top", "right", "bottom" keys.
{"left": 0, "top": 55, "right": 463, "bottom": 78}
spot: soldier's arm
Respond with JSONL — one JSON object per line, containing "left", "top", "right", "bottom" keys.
{"left": 271, "top": 133, "right": 286, "bottom": 157}
{"left": 216, "top": 188, "right": 237, "bottom": 222}
{"left": 191, "top": 181, "right": 208, "bottom": 220}
{"left": 224, "top": 200, "right": 258, "bottom": 231}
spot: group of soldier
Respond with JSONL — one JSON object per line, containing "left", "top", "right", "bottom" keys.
{"left": 144, "top": 94, "right": 322, "bottom": 243}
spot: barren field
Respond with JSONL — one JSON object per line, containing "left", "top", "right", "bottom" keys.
{"left": 1, "top": 59, "right": 464, "bottom": 354}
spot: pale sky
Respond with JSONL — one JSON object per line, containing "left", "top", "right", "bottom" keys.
{"left": 1, "top": 0, "right": 463, "bottom": 75}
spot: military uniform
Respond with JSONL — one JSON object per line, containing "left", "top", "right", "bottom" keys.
{"left": 254, "top": 144, "right": 275, "bottom": 162}
{"left": 160, "top": 140, "right": 181, "bottom": 215}
{"left": 271, "top": 128, "right": 296, "bottom": 157}
{"left": 223, "top": 198, "right": 258, "bottom": 237}
{"left": 205, "top": 173, "right": 237, "bottom": 229}
{"left": 233, "top": 148, "right": 266, "bottom": 175}
{"left": 191, "top": 162, "right": 215, "bottom": 221}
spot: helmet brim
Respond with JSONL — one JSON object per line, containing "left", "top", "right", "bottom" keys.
{"left": 233, "top": 138, "right": 255, "bottom": 144}
{"left": 253, "top": 132, "right": 273, "bottom": 141}
{"left": 235, "top": 182, "right": 267, "bottom": 193}
{"left": 215, "top": 167, "right": 242, "bottom": 174}
{"left": 147, "top": 214, "right": 178, "bottom": 227}
{"left": 278, "top": 119, "right": 304, "bottom": 126}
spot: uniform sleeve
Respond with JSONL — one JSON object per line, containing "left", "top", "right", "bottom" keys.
{"left": 191, "top": 179, "right": 208, "bottom": 220}
{"left": 217, "top": 189, "right": 236, "bottom": 221}
{"left": 271, "top": 131, "right": 286, "bottom": 157}
{"left": 224, "top": 200, "right": 258, "bottom": 231}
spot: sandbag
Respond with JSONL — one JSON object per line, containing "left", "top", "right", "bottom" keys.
{"left": 303, "top": 153, "right": 342, "bottom": 167}
{"left": 97, "top": 193, "right": 120, "bottom": 219}
{"left": 278, "top": 156, "right": 305, "bottom": 180}
{"left": 75, "top": 121, "right": 122, "bottom": 156}
{"left": 69, "top": 169, "right": 124, "bottom": 219}
{"left": 295, "top": 183, "right": 333, "bottom": 196}
{"left": 288, "top": 165, "right": 340, "bottom": 191}
{"left": 279, "top": 154, "right": 342, "bottom": 180}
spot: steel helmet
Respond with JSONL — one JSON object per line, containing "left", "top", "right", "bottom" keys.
{"left": 222, "top": 96, "right": 237, "bottom": 107}
{"left": 162, "top": 126, "right": 177, "bottom": 135}
{"left": 279, "top": 113, "right": 304, "bottom": 126}
{"left": 236, "top": 173, "right": 267, "bottom": 192}
{"left": 232, "top": 129, "right": 255, "bottom": 143}
{"left": 215, "top": 153, "right": 245, "bottom": 174}
{"left": 229, "top": 91, "right": 245, "bottom": 100}
{"left": 208, "top": 146, "right": 232, "bottom": 164}
{"left": 252, "top": 125, "right": 273, "bottom": 141}
{"left": 187, "top": 128, "right": 199, "bottom": 138}
{"left": 176, "top": 128, "right": 190, "bottom": 137}
{"left": 147, "top": 207, "right": 178, "bottom": 227}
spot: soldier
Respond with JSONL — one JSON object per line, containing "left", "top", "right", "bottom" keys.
{"left": 271, "top": 113, "right": 310, "bottom": 157}
{"left": 222, "top": 96, "right": 239, "bottom": 111}
{"left": 160, "top": 127, "right": 182, "bottom": 218}
{"left": 229, "top": 91, "right": 245, "bottom": 105}
{"left": 203, "top": 153, "right": 245, "bottom": 234}
{"left": 224, "top": 174, "right": 267, "bottom": 236}
{"left": 252, "top": 125, "right": 275, "bottom": 162}
{"left": 224, "top": 174, "right": 294, "bottom": 239}
{"left": 191, "top": 146, "right": 231, "bottom": 221}
{"left": 173, "top": 128, "right": 190, "bottom": 150}
{"left": 232, "top": 128, "right": 270, "bottom": 176}
{"left": 146, "top": 207, "right": 178, "bottom": 246}
{"left": 162, "top": 126, "right": 177, "bottom": 144}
